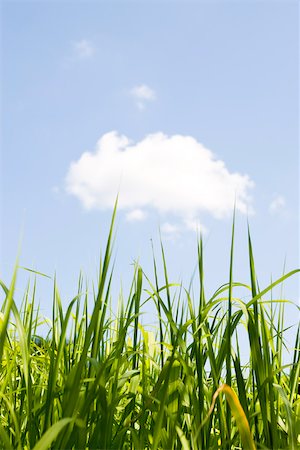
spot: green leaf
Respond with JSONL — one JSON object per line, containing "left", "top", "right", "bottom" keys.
{"left": 32, "top": 418, "right": 74, "bottom": 450}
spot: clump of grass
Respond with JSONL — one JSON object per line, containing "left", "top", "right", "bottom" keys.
{"left": 0, "top": 206, "right": 299, "bottom": 450}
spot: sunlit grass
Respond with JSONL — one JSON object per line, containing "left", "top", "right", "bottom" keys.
{"left": 0, "top": 206, "right": 299, "bottom": 449}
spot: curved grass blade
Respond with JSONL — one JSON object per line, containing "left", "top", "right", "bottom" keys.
{"left": 32, "top": 418, "right": 74, "bottom": 450}
{"left": 202, "top": 384, "right": 256, "bottom": 450}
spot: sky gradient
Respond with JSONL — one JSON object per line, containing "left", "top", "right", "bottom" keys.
{"left": 1, "top": 1, "right": 299, "bottom": 338}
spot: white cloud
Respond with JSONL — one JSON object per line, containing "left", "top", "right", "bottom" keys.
{"left": 269, "top": 195, "right": 286, "bottom": 214}
{"left": 161, "top": 222, "right": 179, "bottom": 234}
{"left": 65, "top": 131, "right": 254, "bottom": 230}
{"left": 126, "top": 209, "right": 147, "bottom": 222}
{"left": 73, "top": 39, "right": 95, "bottom": 59}
{"left": 161, "top": 222, "right": 181, "bottom": 240}
{"left": 184, "top": 217, "right": 207, "bottom": 235}
{"left": 130, "top": 84, "right": 156, "bottom": 110}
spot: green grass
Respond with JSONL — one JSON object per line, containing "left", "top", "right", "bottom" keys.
{"left": 0, "top": 207, "right": 299, "bottom": 449}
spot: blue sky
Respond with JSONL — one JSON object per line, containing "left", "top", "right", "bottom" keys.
{"left": 1, "top": 1, "right": 299, "bottom": 337}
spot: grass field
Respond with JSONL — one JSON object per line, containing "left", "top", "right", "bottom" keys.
{"left": 1, "top": 206, "right": 299, "bottom": 449}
